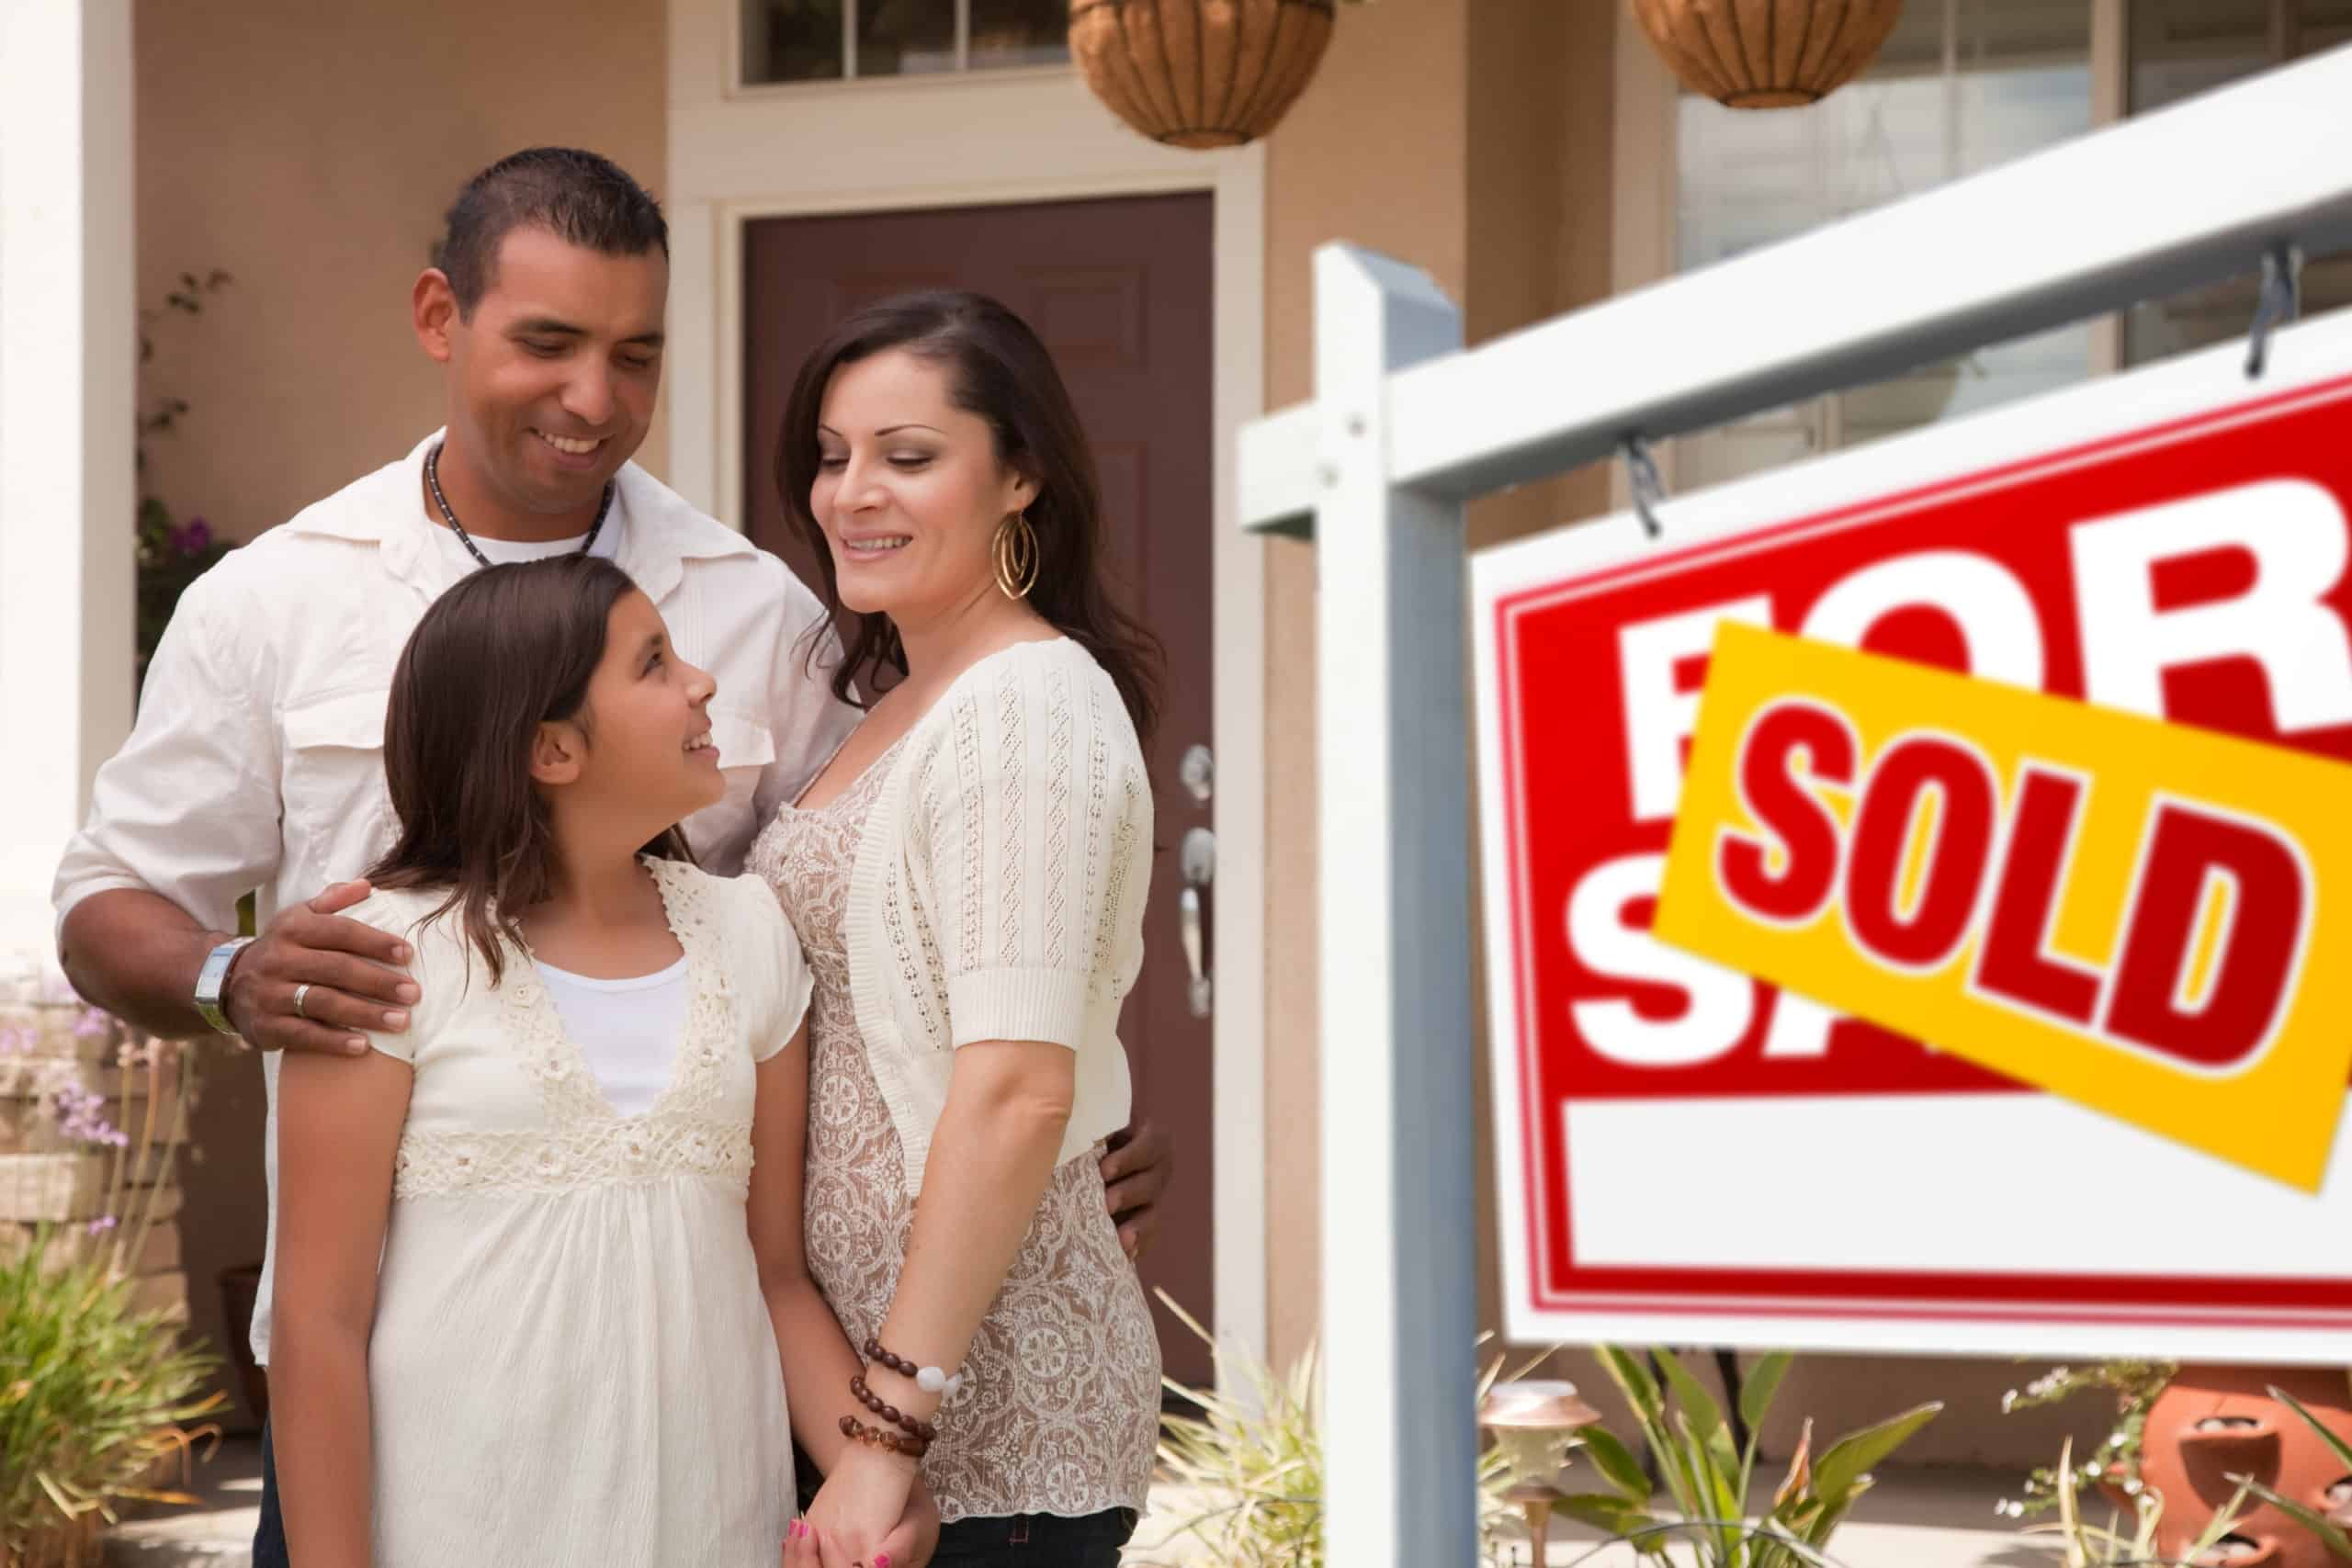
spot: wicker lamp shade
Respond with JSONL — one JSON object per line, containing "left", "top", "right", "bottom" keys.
{"left": 1069, "top": 0, "right": 1337, "bottom": 150}
{"left": 1632, "top": 0, "right": 1905, "bottom": 109}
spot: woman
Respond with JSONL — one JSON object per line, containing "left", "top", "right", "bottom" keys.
{"left": 268, "top": 557, "right": 935, "bottom": 1567}
{"left": 752, "top": 290, "right": 1163, "bottom": 1568}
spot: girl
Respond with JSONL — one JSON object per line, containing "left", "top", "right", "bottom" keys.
{"left": 751, "top": 291, "right": 1163, "bottom": 1568}
{"left": 268, "top": 556, "right": 933, "bottom": 1567}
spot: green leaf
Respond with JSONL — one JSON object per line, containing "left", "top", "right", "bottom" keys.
{"left": 1657, "top": 1348, "right": 1729, "bottom": 1446}
{"left": 1808, "top": 1402, "right": 1942, "bottom": 1509}
{"left": 1598, "top": 1345, "right": 1665, "bottom": 1423}
{"left": 1676, "top": 1408, "right": 1744, "bottom": 1563}
{"left": 2269, "top": 1385, "right": 2352, "bottom": 1478}
{"left": 2241, "top": 1479, "right": 2352, "bottom": 1561}
{"left": 2188, "top": 1478, "right": 2256, "bottom": 1554}
{"left": 1578, "top": 1423, "right": 1653, "bottom": 1504}
{"left": 1658, "top": 1348, "right": 1745, "bottom": 1541}
{"left": 1555, "top": 1491, "right": 1657, "bottom": 1537}
{"left": 1740, "top": 1353, "right": 1795, "bottom": 1434}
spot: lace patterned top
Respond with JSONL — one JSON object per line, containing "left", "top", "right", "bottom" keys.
{"left": 813, "top": 637, "right": 1154, "bottom": 1195}
{"left": 751, "top": 734, "right": 1161, "bottom": 1523}
{"left": 335, "top": 862, "right": 813, "bottom": 1567}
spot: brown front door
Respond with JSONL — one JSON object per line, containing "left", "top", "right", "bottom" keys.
{"left": 741, "top": 194, "right": 1218, "bottom": 1388}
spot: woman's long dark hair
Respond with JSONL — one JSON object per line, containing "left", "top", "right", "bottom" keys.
{"left": 775, "top": 289, "right": 1163, "bottom": 745}
{"left": 365, "top": 556, "right": 693, "bottom": 983}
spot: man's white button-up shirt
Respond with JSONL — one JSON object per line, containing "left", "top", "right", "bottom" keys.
{"left": 53, "top": 431, "right": 858, "bottom": 1361}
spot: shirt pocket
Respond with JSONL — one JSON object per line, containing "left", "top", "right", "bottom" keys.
{"left": 281, "top": 687, "right": 397, "bottom": 877}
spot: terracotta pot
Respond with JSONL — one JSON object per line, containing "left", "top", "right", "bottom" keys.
{"left": 1069, "top": 0, "right": 1336, "bottom": 150}
{"left": 3, "top": 1513, "right": 104, "bottom": 1568}
{"left": 1631, "top": 0, "right": 1905, "bottom": 109}
{"left": 2139, "top": 1365, "right": 2352, "bottom": 1568}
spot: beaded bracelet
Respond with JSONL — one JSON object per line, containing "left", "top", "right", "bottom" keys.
{"left": 838, "top": 1413, "right": 928, "bottom": 1460}
{"left": 863, "top": 1336, "right": 967, "bottom": 1399}
{"left": 850, "top": 1373, "right": 940, "bottom": 1444}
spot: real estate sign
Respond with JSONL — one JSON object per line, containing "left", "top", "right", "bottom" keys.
{"left": 1472, "top": 310, "right": 2352, "bottom": 1360}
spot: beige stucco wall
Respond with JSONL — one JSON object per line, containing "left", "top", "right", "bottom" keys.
{"left": 135, "top": 0, "right": 667, "bottom": 1428}
{"left": 135, "top": 0, "right": 670, "bottom": 551}
{"left": 1260, "top": 0, "right": 1622, "bottom": 1379}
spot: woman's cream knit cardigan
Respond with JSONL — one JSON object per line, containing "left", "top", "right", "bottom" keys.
{"left": 842, "top": 637, "right": 1152, "bottom": 1195}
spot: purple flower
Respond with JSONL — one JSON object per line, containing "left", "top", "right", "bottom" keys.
{"left": 46, "top": 1085, "right": 128, "bottom": 1148}
{"left": 172, "top": 517, "right": 212, "bottom": 556}
{"left": 74, "top": 1007, "right": 109, "bottom": 1039}
{"left": 85, "top": 1215, "right": 119, "bottom": 1235}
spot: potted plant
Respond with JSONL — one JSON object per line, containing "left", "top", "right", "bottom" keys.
{"left": 1142, "top": 1290, "right": 1543, "bottom": 1565}
{"left": 1557, "top": 1346, "right": 1941, "bottom": 1567}
{"left": 1631, "top": 0, "right": 1905, "bottom": 109}
{"left": 0, "top": 982, "right": 224, "bottom": 1567}
{"left": 1068, "top": 0, "right": 1373, "bottom": 149}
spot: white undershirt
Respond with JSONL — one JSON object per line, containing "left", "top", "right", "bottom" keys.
{"left": 532, "top": 955, "right": 688, "bottom": 1118}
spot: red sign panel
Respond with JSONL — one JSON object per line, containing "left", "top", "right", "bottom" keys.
{"left": 1471, "top": 316, "right": 2352, "bottom": 1359}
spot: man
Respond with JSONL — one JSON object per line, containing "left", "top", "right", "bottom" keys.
{"left": 54, "top": 148, "right": 1170, "bottom": 1568}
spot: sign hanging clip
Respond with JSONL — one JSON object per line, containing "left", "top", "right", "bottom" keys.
{"left": 1622, "top": 435, "right": 1668, "bottom": 540}
{"left": 2245, "top": 242, "right": 2304, "bottom": 379}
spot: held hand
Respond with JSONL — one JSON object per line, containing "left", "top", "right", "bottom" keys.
{"left": 222, "top": 882, "right": 419, "bottom": 1055}
{"left": 877, "top": 1474, "right": 941, "bottom": 1568}
{"left": 802, "top": 1446, "right": 918, "bottom": 1568}
{"left": 1100, "top": 1118, "right": 1172, "bottom": 1261}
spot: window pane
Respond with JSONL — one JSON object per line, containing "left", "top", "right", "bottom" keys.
{"left": 2130, "top": 0, "right": 2269, "bottom": 114}
{"left": 2125, "top": 1, "right": 2352, "bottom": 367}
{"left": 743, "top": 0, "right": 844, "bottom": 84}
{"left": 859, "top": 0, "right": 956, "bottom": 75}
{"left": 1841, "top": 322, "right": 2097, "bottom": 448}
{"left": 1673, "top": 1, "right": 2091, "bottom": 483}
{"left": 971, "top": 0, "right": 1069, "bottom": 68}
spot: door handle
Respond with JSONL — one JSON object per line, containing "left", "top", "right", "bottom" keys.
{"left": 1179, "top": 826, "right": 1215, "bottom": 1019}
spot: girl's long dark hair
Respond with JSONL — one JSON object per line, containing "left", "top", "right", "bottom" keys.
{"left": 775, "top": 289, "right": 1163, "bottom": 745}
{"left": 366, "top": 556, "right": 693, "bottom": 983}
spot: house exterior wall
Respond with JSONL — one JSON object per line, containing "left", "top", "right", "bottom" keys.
{"left": 133, "top": 0, "right": 670, "bottom": 549}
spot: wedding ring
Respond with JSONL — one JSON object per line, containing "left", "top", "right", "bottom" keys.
{"left": 292, "top": 983, "right": 312, "bottom": 1021}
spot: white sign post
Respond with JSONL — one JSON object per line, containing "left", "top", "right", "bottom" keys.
{"left": 1306, "top": 247, "right": 1477, "bottom": 1568}
{"left": 1240, "top": 46, "right": 2352, "bottom": 1567}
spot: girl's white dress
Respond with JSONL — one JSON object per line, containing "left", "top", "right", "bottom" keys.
{"left": 341, "top": 860, "right": 810, "bottom": 1567}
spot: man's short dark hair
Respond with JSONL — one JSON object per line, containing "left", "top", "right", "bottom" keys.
{"left": 433, "top": 148, "right": 668, "bottom": 319}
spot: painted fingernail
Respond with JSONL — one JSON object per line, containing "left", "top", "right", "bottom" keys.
{"left": 384, "top": 1010, "right": 409, "bottom": 1030}
{"left": 396, "top": 983, "right": 421, "bottom": 1003}
{"left": 877, "top": 1553, "right": 891, "bottom": 1567}
{"left": 346, "top": 1037, "right": 368, "bottom": 1055}
{"left": 789, "top": 1520, "right": 803, "bottom": 1540}
{"left": 394, "top": 943, "right": 413, "bottom": 963}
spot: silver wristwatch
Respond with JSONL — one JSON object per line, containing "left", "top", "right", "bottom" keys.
{"left": 194, "top": 936, "right": 255, "bottom": 1036}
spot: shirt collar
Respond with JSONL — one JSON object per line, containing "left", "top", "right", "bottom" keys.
{"left": 282, "top": 429, "right": 757, "bottom": 605}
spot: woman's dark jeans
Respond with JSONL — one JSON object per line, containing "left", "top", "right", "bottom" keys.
{"left": 253, "top": 1419, "right": 289, "bottom": 1568}
{"left": 928, "top": 1508, "right": 1138, "bottom": 1567}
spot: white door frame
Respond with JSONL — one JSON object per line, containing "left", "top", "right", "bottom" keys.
{"left": 665, "top": 0, "right": 1270, "bottom": 1370}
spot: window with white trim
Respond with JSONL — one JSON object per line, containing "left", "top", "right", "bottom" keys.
{"left": 741, "top": 0, "right": 1068, "bottom": 85}
{"left": 1665, "top": 0, "right": 2351, "bottom": 489}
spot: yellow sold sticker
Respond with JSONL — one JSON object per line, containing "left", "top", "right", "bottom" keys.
{"left": 1655, "top": 622, "right": 2352, "bottom": 1191}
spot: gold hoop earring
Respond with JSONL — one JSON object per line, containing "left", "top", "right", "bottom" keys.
{"left": 993, "top": 512, "right": 1040, "bottom": 601}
